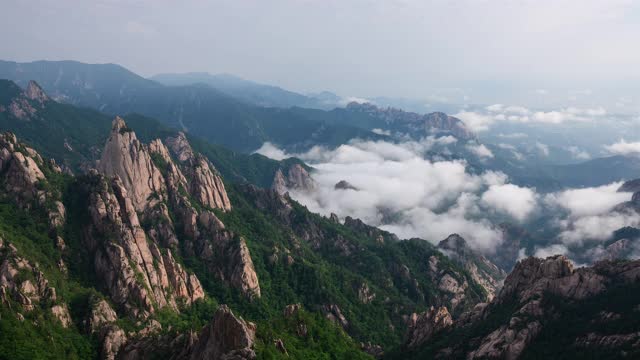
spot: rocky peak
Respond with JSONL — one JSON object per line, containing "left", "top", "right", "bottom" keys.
{"left": 98, "top": 117, "right": 166, "bottom": 212}
{"left": 334, "top": 180, "right": 359, "bottom": 191}
{"left": 164, "top": 133, "right": 231, "bottom": 211}
{"left": 402, "top": 257, "right": 640, "bottom": 359}
{"left": 24, "top": 80, "right": 49, "bottom": 104}
{"left": 83, "top": 172, "right": 204, "bottom": 318}
{"left": 0, "top": 132, "right": 66, "bottom": 232}
{"left": 0, "top": 238, "right": 71, "bottom": 327}
{"left": 617, "top": 178, "right": 640, "bottom": 193}
{"left": 438, "top": 234, "right": 505, "bottom": 300}
{"left": 405, "top": 306, "right": 453, "bottom": 349}
{"left": 272, "top": 164, "right": 316, "bottom": 195}
{"left": 189, "top": 305, "right": 257, "bottom": 360}
{"left": 499, "top": 255, "right": 575, "bottom": 301}
{"left": 438, "top": 234, "right": 470, "bottom": 256}
{"left": 165, "top": 132, "right": 195, "bottom": 162}
{"left": 344, "top": 102, "right": 476, "bottom": 141}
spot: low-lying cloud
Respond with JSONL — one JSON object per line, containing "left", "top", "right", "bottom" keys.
{"left": 604, "top": 139, "right": 640, "bottom": 156}
{"left": 256, "top": 140, "right": 639, "bottom": 262}
{"left": 455, "top": 104, "right": 608, "bottom": 132}
{"left": 256, "top": 139, "right": 533, "bottom": 253}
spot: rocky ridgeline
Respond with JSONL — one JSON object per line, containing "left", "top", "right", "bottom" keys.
{"left": 345, "top": 102, "right": 476, "bottom": 141}
{"left": 93, "top": 118, "right": 259, "bottom": 306}
{"left": 111, "top": 305, "right": 257, "bottom": 360}
{"left": 0, "top": 123, "right": 261, "bottom": 358}
{"left": 0, "top": 80, "right": 49, "bottom": 121}
{"left": 0, "top": 237, "right": 72, "bottom": 328}
{"left": 404, "top": 255, "right": 640, "bottom": 359}
{"left": 437, "top": 234, "right": 506, "bottom": 300}
{"left": 271, "top": 163, "right": 316, "bottom": 195}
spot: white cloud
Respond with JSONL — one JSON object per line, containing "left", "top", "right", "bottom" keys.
{"left": 567, "top": 146, "right": 591, "bottom": 160}
{"left": 544, "top": 182, "right": 637, "bottom": 245}
{"left": 535, "top": 142, "right": 550, "bottom": 156}
{"left": 257, "top": 140, "right": 637, "bottom": 261}
{"left": 604, "top": 139, "right": 640, "bottom": 156}
{"left": 258, "top": 139, "right": 534, "bottom": 252}
{"left": 534, "top": 244, "right": 569, "bottom": 258}
{"left": 455, "top": 105, "right": 607, "bottom": 132}
{"left": 535, "top": 89, "right": 548, "bottom": 95}
{"left": 498, "top": 132, "right": 528, "bottom": 139}
{"left": 544, "top": 182, "right": 629, "bottom": 217}
{"left": 481, "top": 184, "right": 537, "bottom": 221}
{"left": 557, "top": 212, "right": 640, "bottom": 244}
{"left": 371, "top": 128, "right": 391, "bottom": 136}
{"left": 453, "top": 111, "right": 495, "bottom": 132}
{"left": 467, "top": 144, "right": 494, "bottom": 159}
{"left": 253, "top": 142, "right": 289, "bottom": 160}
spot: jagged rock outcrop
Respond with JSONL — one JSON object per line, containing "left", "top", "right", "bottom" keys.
{"left": 405, "top": 306, "right": 453, "bottom": 349}
{"left": 83, "top": 172, "right": 204, "bottom": 318}
{"left": 344, "top": 102, "right": 476, "bottom": 141}
{"left": 116, "top": 305, "right": 256, "bottom": 360}
{"left": 98, "top": 117, "right": 166, "bottom": 212}
{"left": 334, "top": 180, "right": 359, "bottom": 191}
{"left": 0, "top": 132, "right": 66, "bottom": 232}
{"left": 405, "top": 256, "right": 640, "bottom": 359}
{"left": 85, "top": 296, "right": 119, "bottom": 334}
{"left": 188, "top": 305, "right": 257, "bottom": 360}
{"left": 24, "top": 80, "right": 49, "bottom": 104}
{"left": 271, "top": 164, "right": 316, "bottom": 195}
{"left": 321, "top": 304, "right": 349, "bottom": 330}
{"left": 165, "top": 132, "right": 231, "bottom": 211}
{"left": 0, "top": 238, "right": 70, "bottom": 326}
{"left": 343, "top": 216, "right": 399, "bottom": 243}
{"left": 438, "top": 234, "right": 505, "bottom": 300}
{"left": 93, "top": 120, "right": 258, "bottom": 302}
{"left": 0, "top": 81, "right": 48, "bottom": 121}
{"left": 599, "top": 238, "right": 640, "bottom": 261}
{"left": 618, "top": 178, "right": 640, "bottom": 193}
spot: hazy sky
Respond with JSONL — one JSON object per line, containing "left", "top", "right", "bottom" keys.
{"left": 3, "top": 0, "right": 640, "bottom": 103}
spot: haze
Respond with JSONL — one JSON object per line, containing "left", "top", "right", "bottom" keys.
{"left": 3, "top": 0, "right": 640, "bottom": 109}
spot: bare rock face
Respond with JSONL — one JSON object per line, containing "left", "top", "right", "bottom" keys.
{"left": 469, "top": 320, "right": 542, "bottom": 360}
{"left": 438, "top": 234, "right": 505, "bottom": 300}
{"left": 1, "top": 81, "right": 48, "bottom": 121}
{"left": 149, "top": 136, "right": 258, "bottom": 300}
{"left": 51, "top": 304, "right": 72, "bottom": 327}
{"left": 196, "top": 212, "right": 261, "bottom": 299}
{"left": 98, "top": 117, "right": 166, "bottom": 212}
{"left": 0, "top": 133, "right": 49, "bottom": 208}
{"left": 0, "top": 238, "right": 68, "bottom": 324}
{"left": 100, "top": 325, "right": 128, "bottom": 360}
{"left": 344, "top": 102, "right": 476, "bottom": 141}
{"left": 271, "top": 164, "right": 316, "bottom": 195}
{"left": 405, "top": 306, "right": 453, "bottom": 349}
{"left": 189, "top": 305, "right": 257, "bottom": 360}
{"left": 321, "top": 304, "right": 349, "bottom": 330}
{"left": 226, "top": 237, "right": 261, "bottom": 299}
{"left": 84, "top": 173, "right": 203, "bottom": 317}
{"left": 417, "top": 256, "right": 640, "bottom": 359}
{"left": 24, "top": 80, "right": 49, "bottom": 104}
{"left": 165, "top": 132, "right": 231, "bottom": 211}
{"left": 86, "top": 297, "right": 119, "bottom": 334}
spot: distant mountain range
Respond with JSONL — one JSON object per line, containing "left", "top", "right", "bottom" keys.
{"left": 151, "top": 72, "right": 340, "bottom": 109}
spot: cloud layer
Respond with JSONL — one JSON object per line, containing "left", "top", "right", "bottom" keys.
{"left": 257, "top": 140, "right": 638, "bottom": 262}
{"left": 257, "top": 139, "right": 534, "bottom": 253}
{"left": 455, "top": 104, "right": 608, "bottom": 132}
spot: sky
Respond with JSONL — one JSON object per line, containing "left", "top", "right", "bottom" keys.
{"left": 2, "top": 0, "right": 640, "bottom": 106}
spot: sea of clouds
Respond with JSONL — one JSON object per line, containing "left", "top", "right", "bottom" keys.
{"left": 256, "top": 138, "right": 638, "bottom": 260}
